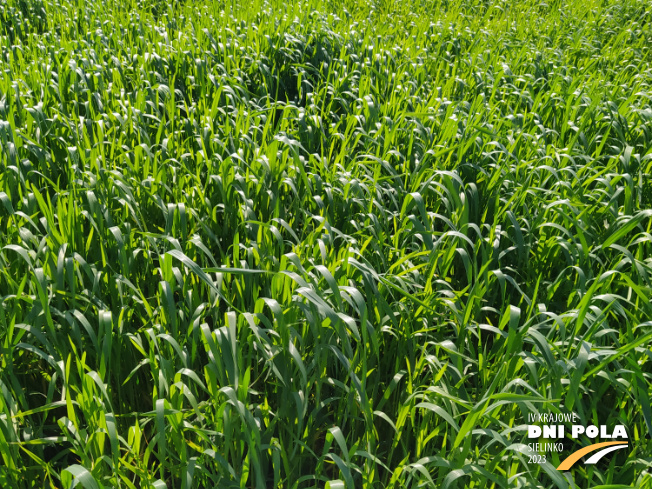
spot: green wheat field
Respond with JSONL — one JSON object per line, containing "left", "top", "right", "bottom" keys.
{"left": 1, "top": 0, "right": 651, "bottom": 487}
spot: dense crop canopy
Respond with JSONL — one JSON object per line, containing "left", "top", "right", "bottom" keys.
{"left": 0, "top": 0, "right": 651, "bottom": 487}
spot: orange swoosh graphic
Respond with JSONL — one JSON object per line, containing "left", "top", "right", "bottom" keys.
{"left": 557, "top": 441, "right": 628, "bottom": 471}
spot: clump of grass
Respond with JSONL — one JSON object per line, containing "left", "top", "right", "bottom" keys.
{"left": 0, "top": 0, "right": 651, "bottom": 487}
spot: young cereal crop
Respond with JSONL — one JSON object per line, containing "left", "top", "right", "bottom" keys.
{"left": 0, "top": 0, "right": 651, "bottom": 487}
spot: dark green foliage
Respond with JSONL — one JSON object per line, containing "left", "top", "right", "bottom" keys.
{"left": 0, "top": 0, "right": 651, "bottom": 488}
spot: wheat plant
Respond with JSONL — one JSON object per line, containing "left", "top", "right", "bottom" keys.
{"left": 0, "top": 0, "right": 651, "bottom": 487}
